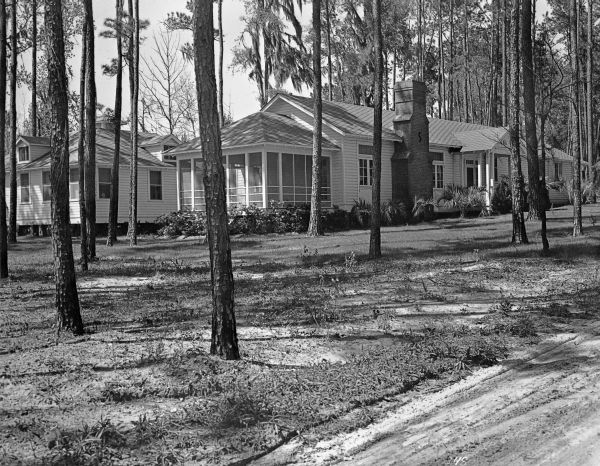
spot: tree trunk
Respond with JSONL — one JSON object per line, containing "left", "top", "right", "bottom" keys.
{"left": 326, "top": 0, "right": 333, "bottom": 101}
{"left": 587, "top": 0, "right": 595, "bottom": 202}
{"left": 437, "top": 0, "right": 443, "bottom": 119}
{"left": 417, "top": 0, "right": 423, "bottom": 80}
{"left": 370, "top": 0, "right": 382, "bottom": 259}
{"left": 45, "top": 0, "right": 84, "bottom": 335}
{"left": 127, "top": 0, "right": 140, "bottom": 246}
{"left": 78, "top": 20, "right": 88, "bottom": 271}
{"left": 462, "top": 0, "right": 470, "bottom": 123}
{"left": 308, "top": 0, "right": 323, "bottom": 237}
{"left": 218, "top": 0, "right": 224, "bottom": 126}
{"left": 31, "top": 0, "right": 38, "bottom": 136}
{"left": 107, "top": 0, "right": 124, "bottom": 246}
{"left": 8, "top": 0, "right": 16, "bottom": 243}
{"left": 0, "top": 0, "right": 7, "bottom": 278}
{"left": 449, "top": 0, "right": 454, "bottom": 120}
{"left": 192, "top": 0, "right": 240, "bottom": 360}
{"left": 502, "top": 0, "right": 509, "bottom": 126}
{"left": 522, "top": 0, "right": 548, "bottom": 249}
{"left": 571, "top": 0, "right": 583, "bottom": 236}
{"left": 83, "top": 0, "right": 97, "bottom": 260}
{"left": 510, "top": 0, "right": 528, "bottom": 244}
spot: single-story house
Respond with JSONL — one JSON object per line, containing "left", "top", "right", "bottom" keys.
{"left": 7, "top": 118, "right": 178, "bottom": 228}
{"left": 167, "top": 80, "right": 581, "bottom": 212}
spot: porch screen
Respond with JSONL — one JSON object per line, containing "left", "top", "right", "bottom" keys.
{"left": 281, "top": 153, "right": 330, "bottom": 206}
{"left": 267, "top": 152, "right": 280, "bottom": 202}
{"left": 248, "top": 152, "right": 263, "bottom": 205}
{"left": 228, "top": 154, "right": 246, "bottom": 205}
{"left": 194, "top": 159, "right": 205, "bottom": 210}
{"left": 179, "top": 159, "right": 192, "bottom": 208}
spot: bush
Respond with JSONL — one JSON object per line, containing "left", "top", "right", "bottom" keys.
{"left": 438, "top": 184, "right": 486, "bottom": 218}
{"left": 491, "top": 176, "right": 512, "bottom": 214}
{"left": 156, "top": 210, "right": 206, "bottom": 237}
{"left": 412, "top": 198, "right": 435, "bottom": 222}
{"left": 350, "top": 199, "right": 409, "bottom": 228}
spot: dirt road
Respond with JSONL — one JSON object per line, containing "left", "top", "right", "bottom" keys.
{"left": 257, "top": 324, "right": 600, "bottom": 465}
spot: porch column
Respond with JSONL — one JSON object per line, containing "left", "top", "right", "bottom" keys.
{"left": 175, "top": 158, "right": 180, "bottom": 210}
{"left": 190, "top": 157, "right": 196, "bottom": 211}
{"left": 478, "top": 153, "right": 484, "bottom": 188}
{"left": 262, "top": 150, "right": 267, "bottom": 208}
{"left": 245, "top": 153, "right": 250, "bottom": 206}
{"left": 485, "top": 151, "right": 491, "bottom": 206}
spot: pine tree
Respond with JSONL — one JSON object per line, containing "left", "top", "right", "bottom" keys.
{"left": 0, "top": 0, "right": 8, "bottom": 278}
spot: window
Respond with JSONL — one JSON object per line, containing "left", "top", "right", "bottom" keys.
{"left": 493, "top": 156, "right": 499, "bottom": 181}
{"left": 193, "top": 159, "right": 205, "bottom": 209}
{"left": 465, "top": 159, "right": 479, "bottom": 187}
{"left": 98, "top": 168, "right": 112, "bottom": 199}
{"left": 248, "top": 152, "right": 263, "bottom": 205}
{"left": 359, "top": 158, "right": 373, "bottom": 186}
{"left": 179, "top": 160, "right": 192, "bottom": 208}
{"left": 433, "top": 162, "right": 444, "bottom": 189}
{"left": 554, "top": 162, "right": 562, "bottom": 181}
{"left": 149, "top": 170, "right": 163, "bottom": 200}
{"left": 18, "top": 146, "right": 29, "bottom": 162}
{"left": 358, "top": 144, "right": 374, "bottom": 156}
{"left": 267, "top": 152, "right": 280, "bottom": 202}
{"left": 20, "top": 173, "right": 30, "bottom": 203}
{"left": 42, "top": 171, "right": 51, "bottom": 201}
{"left": 228, "top": 154, "right": 246, "bottom": 205}
{"left": 69, "top": 168, "right": 79, "bottom": 200}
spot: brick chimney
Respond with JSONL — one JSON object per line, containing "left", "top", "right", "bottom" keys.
{"left": 391, "top": 80, "right": 432, "bottom": 203}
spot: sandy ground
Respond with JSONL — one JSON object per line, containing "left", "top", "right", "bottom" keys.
{"left": 256, "top": 321, "right": 600, "bottom": 465}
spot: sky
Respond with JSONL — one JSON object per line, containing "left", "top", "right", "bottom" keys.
{"left": 16, "top": 0, "right": 551, "bottom": 130}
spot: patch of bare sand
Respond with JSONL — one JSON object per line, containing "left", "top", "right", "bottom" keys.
{"left": 256, "top": 325, "right": 600, "bottom": 465}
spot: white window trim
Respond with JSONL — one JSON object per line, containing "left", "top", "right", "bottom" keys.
{"left": 97, "top": 167, "right": 112, "bottom": 200}
{"left": 433, "top": 161, "right": 444, "bottom": 190}
{"left": 42, "top": 170, "right": 51, "bottom": 203}
{"left": 148, "top": 169, "right": 163, "bottom": 201}
{"left": 19, "top": 172, "right": 31, "bottom": 204}
{"left": 358, "top": 157, "right": 373, "bottom": 187}
{"left": 69, "top": 168, "right": 80, "bottom": 201}
{"left": 17, "top": 146, "right": 30, "bottom": 163}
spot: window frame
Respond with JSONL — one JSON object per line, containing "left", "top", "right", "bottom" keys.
{"left": 359, "top": 157, "right": 373, "bottom": 187}
{"left": 554, "top": 162, "right": 562, "bottom": 181}
{"left": 19, "top": 172, "right": 31, "bottom": 204}
{"left": 18, "top": 146, "right": 30, "bottom": 163}
{"left": 98, "top": 167, "right": 112, "bottom": 199}
{"left": 149, "top": 169, "right": 163, "bottom": 201}
{"left": 69, "top": 168, "right": 80, "bottom": 201}
{"left": 42, "top": 170, "right": 51, "bottom": 202}
{"left": 432, "top": 161, "right": 444, "bottom": 189}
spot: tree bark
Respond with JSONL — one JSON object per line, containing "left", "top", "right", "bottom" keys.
{"left": 438, "top": 0, "right": 443, "bottom": 119}
{"left": 31, "top": 0, "right": 38, "bottom": 136}
{"left": 78, "top": 20, "right": 88, "bottom": 271}
{"left": 462, "top": 0, "right": 470, "bottom": 123}
{"left": 46, "top": 0, "right": 84, "bottom": 335}
{"left": 193, "top": 0, "right": 240, "bottom": 360}
{"left": 369, "top": 0, "right": 382, "bottom": 259}
{"left": 218, "top": 0, "right": 224, "bottom": 126}
{"left": 510, "top": 0, "right": 527, "bottom": 244}
{"left": 308, "top": 0, "right": 323, "bottom": 237}
{"left": 587, "top": 0, "right": 595, "bottom": 202}
{"left": 0, "top": 0, "right": 7, "bottom": 278}
{"left": 449, "top": 0, "right": 454, "bottom": 120}
{"left": 107, "top": 0, "right": 124, "bottom": 246}
{"left": 522, "top": 0, "right": 548, "bottom": 249}
{"left": 571, "top": 0, "right": 583, "bottom": 236}
{"left": 83, "top": 0, "right": 97, "bottom": 259}
{"left": 326, "top": 0, "right": 333, "bottom": 101}
{"left": 8, "top": 0, "right": 16, "bottom": 243}
{"left": 502, "top": 0, "right": 509, "bottom": 127}
{"left": 127, "top": 0, "right": 139, "bottom": 246}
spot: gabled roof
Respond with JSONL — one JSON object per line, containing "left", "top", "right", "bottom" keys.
{"left": 18, "top": 135, "right": 51, "bottom": 146}
{"left": 454, "top": 127, "right": 509, "bottom": 153}
{"left": 17, "top": 128, "right": 172, "bottom": 170}
{"left": 167, "top": 111, "right": 340, "bottom": 155}
{"left": 270, "top": 94, "right": 401, "bottom": 141}
{"left": 139, "top": 133, "right": 181, "bottom": 147}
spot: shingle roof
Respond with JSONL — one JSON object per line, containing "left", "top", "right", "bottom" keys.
{"left": 167, "top": 111, "right": 340, "bottom": 155}
{"left": 19, "top": 135, "right": 51, "bottom": 145}
{"left": 139, "top": 134, "right": 180, "bottom": 147}
{"left": 17, "top": 128, "right": 172, "bottom": 170}
{"left": 454, "top": 127, "right": 509, "bottom": 152}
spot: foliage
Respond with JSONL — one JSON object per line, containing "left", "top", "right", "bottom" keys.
{"left": 437, "top": 185, "right": 486, "bottom": 218}
{"left": 350, "top": 199, "right": 409, "bottom": 228}
{"left": 155, "top": 209, "right": 206, "bottom": 237}
{"left": 491, "top": 175, "right": 512, "bottom": 214}
{"left": 412, "top": 197, "right": 435, "bottom": 221}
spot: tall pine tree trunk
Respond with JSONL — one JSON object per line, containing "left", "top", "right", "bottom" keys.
{"left": 326, "top": 0, "right": 333, "bottom": 101}
{"left": 31, "top": 0, "right": 37, "bottom": 136}
{"left": 193, "top": 0, "right": 240, "bottom": 359}
{"left": 46, "top": 0, "right": 84, "bottom": 335}
{"left": 78, "top": 21, "right": 88, "bottom": 271}
{"left": 308, "top": 0, "right": 323, "bottom": 236}
{"left": 83, "top": 0, "right": 97, "bottom": 259}
{"left": 0, "top": 0, "right": 7, "bottom": 278}
{"left": 502, "top": 0, "right": 509, "bottom": 126}
{"left": 437, "top": 0, "right": 443, "bottom": 119}
{"left": 107, "top": 0, "right": 124, "bottom": 246}
{"left": 587, "top": 0, "right": 595, "bottom": 202}
{"left": 449, "top": 0, "right": 454, "bottom": 120}
{"left": 510, "top": 0, "right": 527, "bottom": 244}
{"left": 369, "top": 0, "right": 382, "bottom": 259}
{"left": 218, "top": 0, "right": 224, "bottom": 126}
{"left": 127, "top": 0, "right": 139, "bottom": 246}
{"left": 522, "top": 0, "right": 548, "bottom": 249}
{"left": 462, "top": 0, "right": 470, "bottom": 123}
{"left": 571, "top": 0, "right": 583, "bottom": 236}
{"left": 8, "top": 0, "right": 16, "bottom": 243}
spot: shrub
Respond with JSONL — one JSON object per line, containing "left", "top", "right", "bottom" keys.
{"left": 381, "top": 199, "right": 409, "bottom": 225}
{"left": 156, "top": 210, "right": 206, "bottom": 237}
{"left": 438, "top": 184, "right": 486, "bottom": 218}
{"left": 491, "top": 176, "right": 512, "bottom": 214}
{"left": 412, "top": 197, "right": 435, "bottom": 221}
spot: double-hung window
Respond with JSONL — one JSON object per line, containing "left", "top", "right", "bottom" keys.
{"left": 554, "top": 162, "right": 562, "bottom": 181}
{"left": 42, "top": 171, "right": 51, "bottom": 201}
{"left": 433, "top": 162, "right": 444, "bottom": 189}
{"left": 20, "top": 173, "right": 30, "bottom": 203}
{"left": 69, "top": 168, "right": 79, "bottom": 200}
{"left": 18, "top": 146, "right": 29, "bottom": 162}
{"left": 149, "top": 170, "right": 163, "bottom": 200}
{"left": 359, "top": 158, "right": 373, "bottom": 186}
{"left": 98, "top": 168, "right": 112, "bottom": 199}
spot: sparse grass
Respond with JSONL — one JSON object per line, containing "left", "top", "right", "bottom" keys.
{"left": 1, "top": 205, "right": 600, "bottom": 463}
